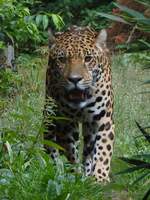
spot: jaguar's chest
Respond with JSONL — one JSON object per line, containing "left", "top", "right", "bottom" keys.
{"left": 55, "top": 86, "right": 110, "bottom": 122}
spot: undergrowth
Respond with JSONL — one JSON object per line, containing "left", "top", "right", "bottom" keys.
{"left": 0, "top": 54, "right": 102, "bottom": 200}
{"left": 0, "top": 52, "right": 150, "bottom": 200}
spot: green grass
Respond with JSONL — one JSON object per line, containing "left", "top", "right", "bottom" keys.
{"left": 113, "top": 53, "right": 150, "bottom": 157}
{"left": 0, "top": 52, "right": 150, "bottom": 199}
{"left": 0, "top": 54, "right": 102, "bottom": 200}
{"left": 111, "top": 53, "right": 150, "bottom": 199}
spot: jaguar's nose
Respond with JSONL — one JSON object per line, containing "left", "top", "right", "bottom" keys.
{"left": 68, "top": 75, "right": 83, "bottom": 84}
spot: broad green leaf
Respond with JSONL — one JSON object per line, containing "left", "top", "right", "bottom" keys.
{"left": 96, "top": 12, "right": 129, "bottom": 24}
{"left": 56, "top": 15, "right": 65, "bottom": 27}
{"left": 42, "top": 15, "right": 49, "bottom": 30}
{"left": 27, "top": 25, "right": 33, "bottom": 35}
{"left": 137, "top": 18, "right": 150, "bottom": 25}
{"left": 30, "top": 23, "right": 39, "bottom": 33}
{"left": 51, "top": 14, "right": 64, "bottom": 30}
{"left": 25, "top": 15, "right": 34, "bottom": 22}
{"left": 23, "top": 7, "right": 30, "bottom": 16}
{"left": 113, "top": 2, "right": 146, "bottom": 19}
{"left": 35, "top": 14, "right": 43, "bottom": 26}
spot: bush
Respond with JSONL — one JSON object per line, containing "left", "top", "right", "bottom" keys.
{"left": 0, "top": 0, "right": 64, "bottom": 51}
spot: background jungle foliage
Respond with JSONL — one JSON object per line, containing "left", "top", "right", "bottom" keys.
{"left": 0, "top": 0, "right": 150, "bottom": 200}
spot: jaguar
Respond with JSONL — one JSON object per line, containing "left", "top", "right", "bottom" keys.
{"left": 44, "top": 26, "right": 114, "bottom": 182}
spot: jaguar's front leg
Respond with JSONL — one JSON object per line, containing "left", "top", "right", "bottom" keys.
{"left": 92, "top": 111, "right": 114, "bottom": 182}
{"left": 44, "top": 124, "right": 59, "bottom": 161}
{"left": 44, "top": 120, "right": 79, "bottom": 164}
{"left": 59, "top": 123, "right": 79, "bottom": 164}
{"left": 83, "top": 122, "right": 97, "bottom": 176}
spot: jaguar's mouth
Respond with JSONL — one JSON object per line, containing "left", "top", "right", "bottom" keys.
{"left": 66, "top": 89, "right": 89, "bottom": 103}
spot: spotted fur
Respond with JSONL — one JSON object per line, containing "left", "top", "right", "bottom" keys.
{"left": 44, "top": 26, "right": 114, "bottom": 182}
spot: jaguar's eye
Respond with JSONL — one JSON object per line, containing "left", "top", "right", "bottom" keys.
{"left": 57, "top": 57, "right": 66, "bottom": 64}
{"left": 85, "top": 55, "right": 92, "bottom": 63}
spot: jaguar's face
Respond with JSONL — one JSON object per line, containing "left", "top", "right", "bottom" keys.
{"left": 49, "top": 27, "right": 107, "bottom": 108}
{"left": 55, "top": 55, "right": 100, "bottom": 107}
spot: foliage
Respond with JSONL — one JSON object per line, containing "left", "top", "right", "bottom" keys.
{"left": 0, "top": 137, "right": 102, "bottom": 200}
{"left": 115, "top": 54, "right": 150, "bottom": 200}
{"left": 1, "top": 51, "right": 150, "bottom": 199}
{"left": 98, "top": 2, "right": 150, "bottom": 32}
{"left": 113, "top": 2, "right": 150, "bottom": 32}
{"left": 0, "top": 70, "right": 22, "bottom": 97}
{"left": 25, "top": 0, "right": 113, "bottom": 30}
{"left": 1, "top": 0, "right": 150, "bottom": 199}
{"left": 141, "top": 54, "right": 150, "bottom": 93}
{"left": 117, "top": 122, "right": 150, "bottom": 200}
{"left": 0, "top": 0, "right": 64, "bottom": 50}
{"left": 79, "top": 4, "right": 113, "bottom": 30}
{"left": 97, "top": 1, "right": 150, "bottom": 51}
{"left": 0, "top": 54, "right": 102, "bottom": 200}
{"left": 0, "top": 0, "right": 113, "bottom": 51}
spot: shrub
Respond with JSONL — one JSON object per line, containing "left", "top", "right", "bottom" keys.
{"left": 0, "top": 0, "right": 64, "bottom": 50}
{"left": 97, "top": 1, "right": 150, "bottom": 51}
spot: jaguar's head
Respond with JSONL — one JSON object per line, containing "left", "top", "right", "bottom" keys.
{"left": 48, "top": 26, "right": 109, "bottom": 108}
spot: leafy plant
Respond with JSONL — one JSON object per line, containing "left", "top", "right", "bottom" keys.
{"left": 0, "top": 53, "right": 102, "bottom": 200}
{"left": 0, "top": 69, "right": 22, "bottom": 97}
{"left": 97, "top": 1, "right": 150, "bottom": 51}
{"left": 117, "top": 122, "right": 150, "bottom": 200}
{"left": 0, "top": 0, "right": 64, "bottom": 50}
{"left": 34, "top": 0, "right": 113, "bottom": 30}
{"left": 0, "top": 150, "right": 102, "bottom": 200}
{"left": 80, "top": 4, "right": 113, "bottom": 30}
{"left": 97, "top": 2, "right": 150, "bottom": 32}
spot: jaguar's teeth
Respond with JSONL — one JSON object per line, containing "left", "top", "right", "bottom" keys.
{"left": 67, "top": 89, "right": 86, "bottom": 101}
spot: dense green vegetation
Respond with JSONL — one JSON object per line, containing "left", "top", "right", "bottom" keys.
{"left": 0, "top": 0, "right": 150, "bottom": 200}
{"left": 1, "top": 52, "right": 150, "bottom": 200}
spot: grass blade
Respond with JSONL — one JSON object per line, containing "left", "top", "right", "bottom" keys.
{"left": 143, "top": 188, "right": 150, "bottom": 200}
{"left": 116, "top": 165, "right": 148, "bottom": 175}
{"left": 136, "top": 121, "right": 150, "bottom": 143}
{"left": 5, "top": 141, "right": 13, "bottom": 163}
{"left": 132, "top": 171, "right": 149, "bottom": 185}
{"left": 42, "top": 139, "right": 64, "bottom": 151}
{"left": 119, "top": 157, "right": 150, "bottom": 166}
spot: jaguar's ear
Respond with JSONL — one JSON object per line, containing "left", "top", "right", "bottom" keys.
{"left": 48, "top": 28, "right": 55, "bottom": 47}
{"left": 95, "top": 29, "right": 107, "bottom": 48}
